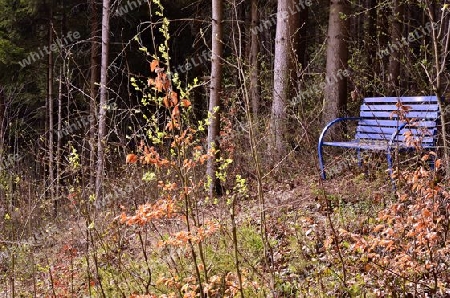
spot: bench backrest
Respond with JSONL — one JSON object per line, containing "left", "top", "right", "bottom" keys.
{"left": 356, "top": 96, "right": 439, "bottom": 148}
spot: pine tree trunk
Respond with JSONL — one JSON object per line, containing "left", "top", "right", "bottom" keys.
{"left": 322, "top": 0, "right": 349, "bottom": 135}
{"left": 95, "top": 0, "right": 110, "bottom": 201}
{"left": 249, "top": 0, "right": 260, "bottom": 115}
{"left": 0, "top": 87, "right": 4, "bottom": 204}
{"left": 207, "top": 0, "right": 223, "bottom": 197}
{"left": 388, "top": 0, "right": 404, "bottom": 91}
{"left": 56, "top": 67, "right": 63, "bottom": 212}
{"left": 364, "top": 0, "right": 376, "bottom": 96}
{"left": 47, "top": 10, "right": 55, "bottom": 214}
{"left": 297, "top": 6, "right": 309, "bottom": 69}
{"left": 56, "top": 0, "right": 66, "bottom": 215}
{"left": 89, "top": 0, "right": 99, "bottom": 190}
{"left": 270, "top": 0, "right": 296, "bottom": 158}
{"left": 0, "top": 87, "right": 4, "bottom": 157}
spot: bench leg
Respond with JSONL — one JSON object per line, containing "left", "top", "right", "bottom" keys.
{"left": 386, "top": 150, "right": 396, "bottom": 189}
{"left": 386, "top": 150, "right": 393, "bottom": 176}
{"left": 318, "top": 143, "right": 326, "bottom": 180}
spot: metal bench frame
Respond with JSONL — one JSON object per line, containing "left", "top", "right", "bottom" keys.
{"left": 318, "top": 96, "right": 439, "bottom": 179}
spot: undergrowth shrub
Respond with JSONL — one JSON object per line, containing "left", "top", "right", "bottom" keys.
{"left": 325, "top": 157, "right": 450, "bottom": 296}
{"left": 114, "top": 2, "right": 269, "bottom": 296}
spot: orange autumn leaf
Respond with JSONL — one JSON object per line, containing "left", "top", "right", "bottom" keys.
{"left": 143, "top": 154, "right": 156, "bottom": 164}
{"left": 120, "top": 212, "right": 128, "bottom": 222}
{"left": 163, "top": 182, "right": 177, "bottom": 191}
{"left": 148, "top": 78, "right": 154, "bottom": 86}
{"left": 163, "top": 96, "right": 170, "bottom": 108}
{"left": 181, "top": 99, "right": 191, "bottom": 107}
{"left": 153, "top": 73, "right": 169, "bottom": 92}
{"left": 161, "top": 73, "right": 170, "bottom": 91}
{"left": 120, "top": 199, "right": 177, "bottom": 226}
{"left": 166, "top": 119, "right": 180, "bottom": 130}
{"left": 171, "top": 105, "right": 180, "bottom": 119}
{"left": 166, "top": 120, "right": 175, "bottom": 131}
{"left": 156, "top": 158, "right": 170, "bottom": 168}
{"left": 158, "top": 72, "right": 170, "bottom": 91}
{"left": 373, "top": 224, "right": 385, "bottom": 233}
{"left": 150, "top": 60, "right": 159, "bottom": 72}
{"left": 126, "top": 154, "right": 138, "bottom": 164}
{"left": 155, "top": 77, "right": 164, "bottom": 92}
{"left": 435, "top": 159, "right": 441, "bottom": 168}
{"left": 199, "top": 154, "right": 210, "bottom": 164}
{"left": 170, "top": 92, "right": 178, "bottom": 105}
{"left": 421, "top": 208, "right": 431, "bottom": 217}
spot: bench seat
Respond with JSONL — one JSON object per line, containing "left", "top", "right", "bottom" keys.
{"left": 323, "top": 140, "right": 394, "bottom": 151}
{"left": 318, "top": 96, "right": 439, "bottom": 179}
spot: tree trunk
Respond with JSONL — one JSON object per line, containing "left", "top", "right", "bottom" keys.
{"left": 297, "top": 5, "right": 309, "bottom": 69}
{"left": 47, "top": 10, "right": 55, "bottom": 214}
{"left": 270, "top": 0, "right": 296, "bottom": 158}
{"left": 423, "top": 1, "right": 450, "bottom": 171}
{"left": 388, "top": 0, "right": 404, "bottom": 91}
{"left": 56, "top": 66, "right": 63, "bottom": 213}
{"left": 95, "top": 0, "right": 110, "bottom": 201}
{"left": 0, "top": 87, "right": 5, "bottom": 156}
{"left": 0, "top": 87, "right": 4, "bottom": 204}
{"left": 207, "top": 0, "right": 223, "bottom": 197}
{"left": 364, "top": 0, "right": 376, "bottom": 96}
{"left": 376, "top": 4, "right": 389, "bottom": 94}
{"left": 249, "top": 0, "right": 260, "bottom": 115}
{"left": 56, "top": 0, "right": 66, "bottom": 217}
{"left": 322, "top": 0, "right": 349, "bottom": 133}
{"left": 90, "top": 0, "right": 99, "bottom": 190}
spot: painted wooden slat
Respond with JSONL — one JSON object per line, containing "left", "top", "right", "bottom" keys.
{"left": 360, "top": 111, "right": 439, "bottom": 118}
{"left": 358, "top": 119, "right": 437, "bottom": 127}
{"left": 363, "top": 96, "right": 438, "bottom": 103}
{"left": 356, "top": 126, "right": 436, "bottom": 135}
{"left": 360, "top": 104, "right": 439, "bottom": 111}
{"left": 355, "top": 132, "right": 435, "bottom": 143}
{"left": 323, "top": 141, "right": 388, "bottom": 150}
{"left": 323, "top": 140, "right": 435, "bottom": 150}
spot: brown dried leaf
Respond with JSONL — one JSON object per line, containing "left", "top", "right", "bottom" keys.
{"left": 170, "top": 92, "right": 178, "bottom": 106}
{"left": 150, "top": 60, "right": 159, "bottom": 72}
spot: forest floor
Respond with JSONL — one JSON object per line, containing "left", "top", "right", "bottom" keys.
{"left": 3, "top": 156, "right": 441, "bottom": 297}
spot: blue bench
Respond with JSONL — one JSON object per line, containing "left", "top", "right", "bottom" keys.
{"left": 318, "top": 96, "right": 439, "bottom": 179}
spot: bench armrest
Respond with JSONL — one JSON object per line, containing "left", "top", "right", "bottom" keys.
{"left": 318, "top": 117, "right": 362, "bottom": 146}
{"left": 318, "top": 117, "right": 361, "bottom": 180}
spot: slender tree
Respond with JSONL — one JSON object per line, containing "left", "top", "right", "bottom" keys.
{"left": 0, "top": 87, "right": 4, "bottom": 156}
{"left": 422, "top": 1, "right": 450, "bottom": 169}
{"left": 364, "top": 0, "right": 377, "bottom": 96}
{"left": 322, "top": 0, "right": 349, "bottom": 130}
{"left": 56, "top": 66, "right": 62, "bottom": 216}
{"left": 388, "top": 0, "right": 404, "bottom": 91}
{"left": 89, "top": 0, "right": 99, "bottom": 189}
{"left": 48, "top": 8, "right": 55, "bottom": 214}
{"left": 270, "top": 0, "right": 297, "bottom": 157}
{"left": 249, "top": 0, "right": 260, "bottom": 115}
{"left": 96, "top": 0, "right": 111, "bottom": 200}
{"left": 56, "top": 0, "right": 67, "bottom": 218}
{"left": 297, "top": 3, "right": 309, "bottom": 69}
{"left": 207, "top": 0, "right": 223, "bottom": 197}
